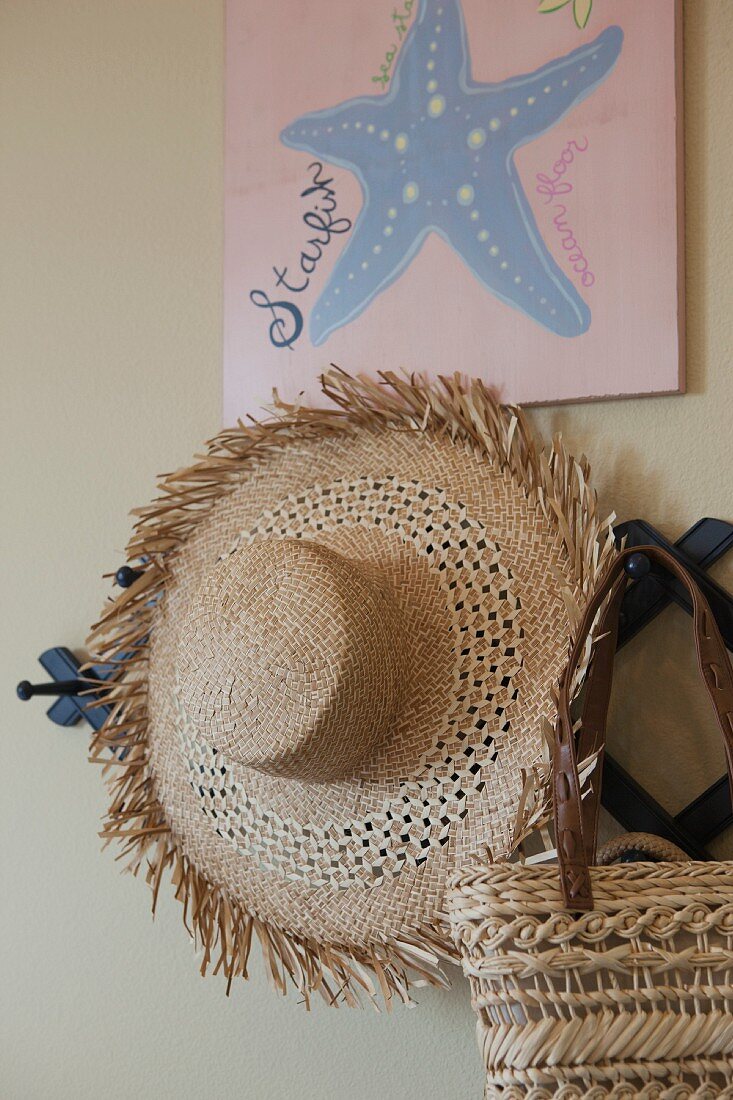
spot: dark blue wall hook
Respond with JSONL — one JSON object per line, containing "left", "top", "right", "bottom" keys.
{"left": 15, "top": 561, "right": 146, "bottom": 731}
{"left": 16, "top": 646, "right": 112, "bottom": 731}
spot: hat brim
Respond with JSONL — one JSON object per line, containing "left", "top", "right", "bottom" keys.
{"left": 88, "top": 371, "right": 615, "bottom": 1007}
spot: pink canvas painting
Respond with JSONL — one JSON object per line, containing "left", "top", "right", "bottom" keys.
{"left": 224, "top": 0, "right": 683, "bottom": 421}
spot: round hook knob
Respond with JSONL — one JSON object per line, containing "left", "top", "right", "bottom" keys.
{"left": 624, "top": 552, "right": 651, "bottom": 580}
{"left": 16, "top": 679, "right": 84, "bottom": 701}
{"left": 116, "top": 565, "right": 142, "bottom": 588}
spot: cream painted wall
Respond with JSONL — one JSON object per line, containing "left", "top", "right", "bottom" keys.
{"left": 1, "top": 2, "right": 731, "bottom": 1098}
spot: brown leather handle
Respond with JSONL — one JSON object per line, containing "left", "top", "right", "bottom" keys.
{"left": 554, "top": 545, "right": 733, "bottom": 910}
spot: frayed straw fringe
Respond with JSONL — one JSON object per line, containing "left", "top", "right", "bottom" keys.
{"left": 86, "top": 369, "right": 616, "bottom": 1008}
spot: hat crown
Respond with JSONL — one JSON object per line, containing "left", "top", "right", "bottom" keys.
{"left": 178, "top": 538, "right": 401, "bottom": 780}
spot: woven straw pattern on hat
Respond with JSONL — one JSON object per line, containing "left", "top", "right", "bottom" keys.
{"left": 448, "top": 858, "right": 733, "bottom": 1098}
{"left": 87, "top": 370, "right": 614, "bottom": 1008}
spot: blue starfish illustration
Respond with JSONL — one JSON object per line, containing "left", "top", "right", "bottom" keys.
{"left": 280, "top": 0, "right": 622, "bottom": 344}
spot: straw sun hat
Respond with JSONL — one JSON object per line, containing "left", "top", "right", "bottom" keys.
{"left": 89, "top": 371, "right": 613, "bottom": 1007}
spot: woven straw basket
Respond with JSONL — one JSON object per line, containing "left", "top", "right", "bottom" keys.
{"left": 449, "top": 546, "right": 733, "bottom": 1099}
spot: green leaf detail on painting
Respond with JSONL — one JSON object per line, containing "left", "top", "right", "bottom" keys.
{"left": 537, "top": 0, "right": 595, "bottom": 29}
{"left": 537, "top": 0, "right": 573, "bottom": 13}
{"left": 574, "top": 0, "right": 593, "bottom": 29}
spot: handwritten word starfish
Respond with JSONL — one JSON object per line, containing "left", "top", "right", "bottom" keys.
{"left": 281, "top": 0, "right": 622, "bottom": 343}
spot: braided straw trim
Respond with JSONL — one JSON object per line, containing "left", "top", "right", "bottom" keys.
{"left": 483, "top": 1061, "right": 733, "bottom": 1097}
{"left": 478, "top": 1012, "right": 733, "bottom": 1072}
{"left": 86, "top": 369, "right": 615, "bottom": 1007}
{"left": 484, "top": 1070, "right": 733, "bottom": 1098}
{"left": 597, "top": 832, "right": 690, "bottom": 865}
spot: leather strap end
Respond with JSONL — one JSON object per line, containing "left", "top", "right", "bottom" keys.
{"left": 560, "top": 864, "right": 594, "bottom": 910}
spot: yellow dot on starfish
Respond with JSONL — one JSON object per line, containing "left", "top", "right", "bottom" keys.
{"left": 428, "top": 95, "right": 446, "bottom": 118}
{"left": 470, "top": 210, "right": 480, "bottom": 221}
{"left": 457, "top": 184, "right": 474, "bottom": 206}
{"left": 510, "top": 107, "right": 518, "bottom": 117}
{"left": 380, "top": 129, "right": 390, "bottom": 141}
{"left": 384, "top": 225, "right": 393, "bottom": 236}
{"left": 527, "top": 96, "right": 536, "bottom": 105}
{"left": 467, "top": 127, "right": 486, "bottom": 148}
{"left": 500, "top": 261, "right": 508, "bottom": 269}
{"left": 388, "top": 207, "right": 398, "bottom": 219}
{"left": 403, "top": 181, "right": 419, "bottom": 204}
{"left": 477, "top": 229, "right": 489, "bottom": 242}
{"left": 514, "top": 275, "right": 522, "bottom": 284}
{"left": 394, "top": 132, "right": 409, "bottom": 152}
{"left": 489, "top": 245, "right": 499, "bottom": 256}
{"left": 489, "top": 118, "right": 501, "bottom": 131}
{"left": 367, "top": 124, "right": 375, "bottom": 133}
{"left": 429, "top": 41, "right": 437, "bottom": 52}
{"left": 427, "top": 59, "right": 435, "bottom": 70}
{"left": 427, "top": 79, "right": 438, "bottom": 92}
{"left": 543, "top": 85, "right": 551, "bottom": 93}
{"left": 373, "top": 244, "right": 382, "bottom": 254}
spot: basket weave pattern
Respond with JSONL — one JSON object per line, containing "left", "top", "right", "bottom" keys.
{"left": 449, "top": 859, "right": 733, "bottom": 1098}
